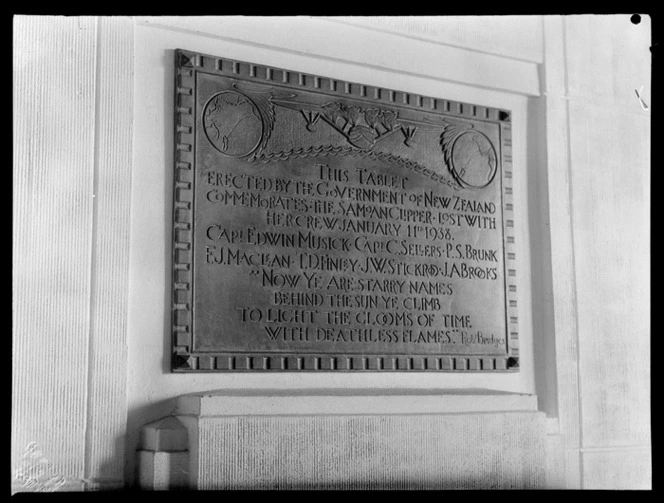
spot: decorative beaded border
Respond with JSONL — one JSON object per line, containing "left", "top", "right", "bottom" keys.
{"left": 501, "top": 121, "right": 519, "bottom": 367}
{"left": 171, "top": 49, "right": 518, "bottom": 372}
{"left": 172, "top": 51, "right": 195, "bottom": 360}
{"left": 176, "top": 354, "right": 512, "bottom": 372}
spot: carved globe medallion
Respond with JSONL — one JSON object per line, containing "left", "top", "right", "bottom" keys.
{"left": 450, "top": 131, "right": 497, "bottom": 189}
{"left": 203, "top": 91, "right": 263, "bottom": 157}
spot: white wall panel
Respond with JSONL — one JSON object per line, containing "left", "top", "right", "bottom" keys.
{"left": 13, "top": 15, "right": 135, "bottom": 492}
{"left": 330, "top": 15, "right": 544, "bottom": 63}
{"left": 135, "top": 16, "right": 540, "bottom": 96}
{"left": 565, "top": 15, "right": 651, "bottom": 110}
{"left": 568, "top": 102, "right": 650, "bottom": 449}
{"left": 12, "top": 15, "right": 97, "bottom": 491}
{"left": 582, "top": 448, "right": 651, "bottom": 489}
{"left": 540, "top": 14, "right": 651, "bottom": 488}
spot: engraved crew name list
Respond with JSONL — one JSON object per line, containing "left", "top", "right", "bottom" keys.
{"left": 172, "top": 49, "right": 519, "bottom": 372}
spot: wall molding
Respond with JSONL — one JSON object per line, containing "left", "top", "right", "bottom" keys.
{"left": 136, "top": 16, "right": 540, "bottom": 97}
{"left": 84, "top": 16, "right": 134, "bottom": 487}
{"left": 540, "top": 15, "right": 583, "bottom": 489}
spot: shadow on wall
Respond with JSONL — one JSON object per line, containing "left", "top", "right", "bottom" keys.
{"left": 94, "top": 435, "right": 128, "bottom": 490}
{"left": 526, "top": 94, "right": 558, "bottom": 418}
{"left": 117, "top": 49, "right": 179, "bottom": 489}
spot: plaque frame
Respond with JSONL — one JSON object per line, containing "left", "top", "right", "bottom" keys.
{"left": 171, "top": 49, "right": 519, "bottom": 372}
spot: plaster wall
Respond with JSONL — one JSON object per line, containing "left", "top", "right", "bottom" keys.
{"left": 563, "top": 16, "right": 651, "bottom": 488}
{"left": 12, "top": 16, "right": 133, "bottom": 492}
{"left": 11, "top": 15, "right": 651, "bottom": 491}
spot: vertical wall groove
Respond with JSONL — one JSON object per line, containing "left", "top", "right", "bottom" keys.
{"left": 560, "top": 18, "right": 586, "bottom": 486}
{"left": 541, "top": 15, "right": 583, "bottom": 489}
{"left": 83, "top": 16, "right": 134, "bottom": 489}
{"left": 83, "top": 15, "right": 103, "bottom": 487}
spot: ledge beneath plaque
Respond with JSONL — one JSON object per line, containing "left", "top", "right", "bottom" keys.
{"left": 174, "top": 387, "right": 538, "bottom": 416}
{"left": 138, "top": 389, "right": 545, "bottom": 490}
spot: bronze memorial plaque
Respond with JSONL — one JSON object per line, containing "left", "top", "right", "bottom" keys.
{"left": 171, "top": 49, "right": 519, "bottom": 372}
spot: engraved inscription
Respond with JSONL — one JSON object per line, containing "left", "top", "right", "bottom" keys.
{"left": 172, "top": 49, "right": 517, "bottom": 371}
